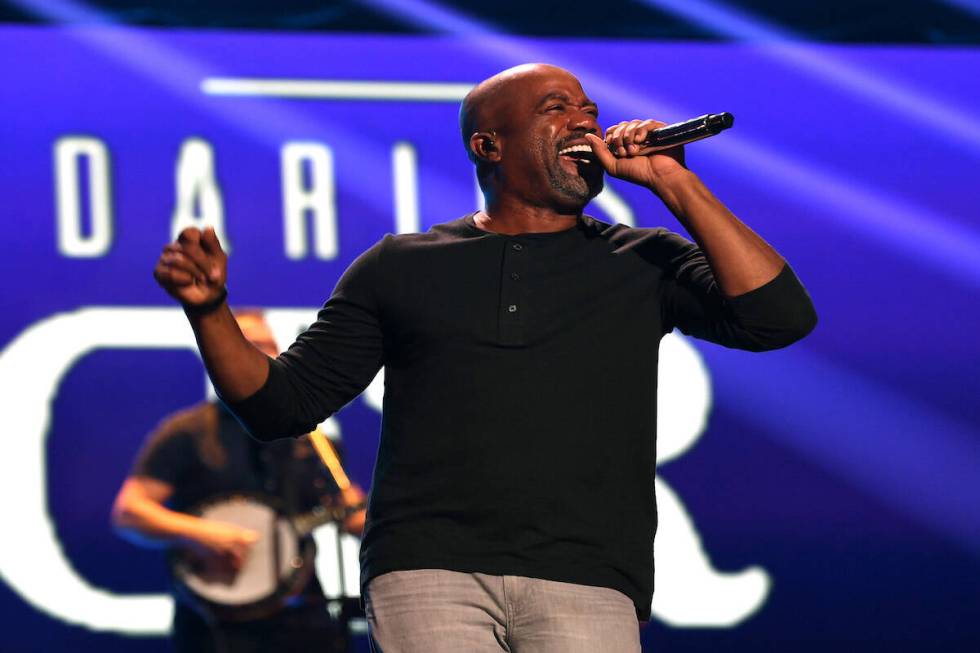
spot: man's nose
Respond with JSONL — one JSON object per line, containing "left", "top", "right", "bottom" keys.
{"left": 569, "top": 109, "right": 599, "bottom": 134}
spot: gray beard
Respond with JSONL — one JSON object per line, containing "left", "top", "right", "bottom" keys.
{"left": 548, "top": 160, "right": 604, "bottom": 207}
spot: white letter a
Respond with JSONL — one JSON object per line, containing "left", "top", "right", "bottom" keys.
{"left": 171, "top": 138, "right": 230, "bottom": 250}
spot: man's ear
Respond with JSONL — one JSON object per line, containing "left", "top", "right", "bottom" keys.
{"left": 469, "top": 132, "right": 501, "bottom": 162}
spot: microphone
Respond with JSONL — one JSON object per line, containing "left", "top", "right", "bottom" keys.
{"left": 613, "top": 112, "right": 734, "bottom": 154}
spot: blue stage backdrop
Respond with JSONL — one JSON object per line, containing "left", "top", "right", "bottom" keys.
{"left": 0, "top": 25, "right": 978, "bottom": 652}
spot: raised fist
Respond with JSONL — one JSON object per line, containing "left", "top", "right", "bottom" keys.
{"left": 153, "top": 226, "right": 228, "bottom": 308}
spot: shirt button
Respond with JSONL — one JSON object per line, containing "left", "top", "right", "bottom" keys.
{"left": 511, "top": 243, "right": 523, "bottom": 251}
{"left": 510, "top": 272, "right": 520, "bottom": 281}
{"left": 508, "top": 304, "right": 518, "bottom": 313}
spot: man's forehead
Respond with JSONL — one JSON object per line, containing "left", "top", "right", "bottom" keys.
{"left": 507, "top": 66, "right": 586, "bottom": 96}
{"left": 496, "top": 70, "right": 594, "bottom": 115}
{"left": 461, "top": 64, "right": 591, "bottom": 135}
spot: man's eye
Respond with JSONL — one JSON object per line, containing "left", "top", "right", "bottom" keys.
{"left": 547, "top": 105, "right": 564, "bottom": 112}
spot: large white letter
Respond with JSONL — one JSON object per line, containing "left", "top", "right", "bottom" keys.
{"left": 652, "top": 478, "right": 770, "bottom": 626}
{"left": 171, "top": 138, "right": 229, "bottom": 249}
{"left": 651, "top": 334, "right": 771, "bottom": 626}
{"left": 0, "top": 308, "right": 196, "bottom": 634}
{"left": 281, "top": 142, "right": 338, "bottom": 260}
{"left": 0, "top": 306, "right": 357, "bottom": 634}
{"left": 54, "top": 137, "right": 113, "bottom": 257}
{"left": 391, "top": 142, "right": 420, "bottom": 234}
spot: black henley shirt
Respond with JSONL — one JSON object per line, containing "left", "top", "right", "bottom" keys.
{"left": 229, "top": 213, "right": 817, "bottom": 619}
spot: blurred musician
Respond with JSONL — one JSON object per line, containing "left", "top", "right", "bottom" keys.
{"left": 112, "top": 309, "right": 365, "bottom": 653}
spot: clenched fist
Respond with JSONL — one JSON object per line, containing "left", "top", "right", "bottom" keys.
{"left": 154, "top": 226, "right": 228, "bottom": 309}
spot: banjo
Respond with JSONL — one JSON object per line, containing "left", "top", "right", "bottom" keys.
{"left": 170, "top": 430, "right": 363, "bottom": 621}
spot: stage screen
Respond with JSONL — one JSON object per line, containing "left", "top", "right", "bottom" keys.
{"left": 1, "top": 25, "right": 978, "bottom": 651}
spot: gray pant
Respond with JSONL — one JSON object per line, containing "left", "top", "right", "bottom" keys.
{"left": 365, "top": 569, "right": 641, "bottom": 653}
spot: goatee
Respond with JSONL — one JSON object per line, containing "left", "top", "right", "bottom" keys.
{"left": 549, "top": 163, "right": 604, "bottom": 206}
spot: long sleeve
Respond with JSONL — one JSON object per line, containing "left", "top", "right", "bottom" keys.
{"left": 658, "top": 230, "right": 817, "bottom": 351}
{"left": 227, "top": 239, "right": 387, "bottom": 440}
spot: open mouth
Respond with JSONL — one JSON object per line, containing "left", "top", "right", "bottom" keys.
{"left": 558, "top": 143, "right": 597, "bottom": 165}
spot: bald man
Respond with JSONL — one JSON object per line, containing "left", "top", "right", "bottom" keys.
{"left": 153, "top": 64, "right": 816, "bottom": 652}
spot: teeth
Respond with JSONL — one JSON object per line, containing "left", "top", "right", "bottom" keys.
{"left": 558, "top": 144, "right": 593, "bottom": 155}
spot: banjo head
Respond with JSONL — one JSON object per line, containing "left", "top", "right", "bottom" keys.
{"left": 172, "top": 494, "right": 313, "bottom": 617}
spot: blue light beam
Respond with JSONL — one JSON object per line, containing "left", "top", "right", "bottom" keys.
{"left": 701, "top": 344, "right": 980, "bottom": 559}
{"left": 636, "top": 0, "right": 980, "bottom": 156}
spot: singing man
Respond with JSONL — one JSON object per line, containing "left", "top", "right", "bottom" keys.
{"left": 152, "top": 63, "right": 816, "bottom": 652}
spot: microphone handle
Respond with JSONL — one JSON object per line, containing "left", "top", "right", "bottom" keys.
{"left": 614, "top": 112, "right": 734, "bottom": 154}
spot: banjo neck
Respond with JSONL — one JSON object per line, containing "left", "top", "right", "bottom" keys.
{"left": 289, "top": 503, "right": 360, "bottom": 538}
{"left": 291, "top": 427, "right": 365, "bottom": 537}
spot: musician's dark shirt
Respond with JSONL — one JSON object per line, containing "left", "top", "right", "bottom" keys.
{"left": 131, "top": 402, "right": 341, "bottom": 605}
{"left": 133, "top": 401, "right": 334, "bottom": 517}
{"left": 228, "top": 213, "right": 817, "bottom": 620}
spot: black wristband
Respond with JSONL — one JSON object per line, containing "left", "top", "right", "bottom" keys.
{"left": 182, "top": 287, "right": 228, "bottom": 317}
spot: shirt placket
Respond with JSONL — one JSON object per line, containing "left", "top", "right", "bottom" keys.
{"left": 499, "top": 240, "right": 529, "bottom": 346}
